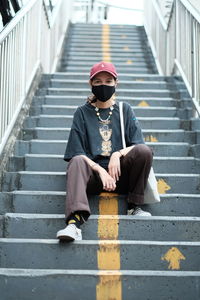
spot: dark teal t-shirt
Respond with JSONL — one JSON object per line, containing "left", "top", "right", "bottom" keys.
{"left": 64, "top": 101, "right": 144, "bottom": 168}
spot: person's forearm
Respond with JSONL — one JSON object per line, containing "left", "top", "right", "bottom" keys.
{"left": 115, "top": 145, "right": 135, "bottom": 158}
{"left": 80, "top": 155, "right": 102, "bottom": 172}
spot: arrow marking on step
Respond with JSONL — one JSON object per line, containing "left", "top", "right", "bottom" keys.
{"left": 161, "top": 247, "right": 186, "bottom": 270}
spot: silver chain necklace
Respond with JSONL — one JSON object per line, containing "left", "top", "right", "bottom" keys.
{"left": 95, "top": 105, "right": 114, "bottom": 123}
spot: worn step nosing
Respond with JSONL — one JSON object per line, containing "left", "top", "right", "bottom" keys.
{"left": 23, "top": 154, "right": 197, "bottom": 161}
{"left": 27, "top": 116, "right": 181, "bottom": 121}
{"left": 6, "top": 191, "right": 200, "bottom": 198}
{"left": 34, "top": 105, "right": 180, "bottom": 111}
{"left": 1, "top": 238, "right": 200, "bottom": 246}
{"left": 4, "top": 213, "right": 200, "bottom": 221}
{"left": 43, "top": 95, "right": 188, "bottom": 100}
{"left": 0, "top": 268, "right": 200, "bottom": 276}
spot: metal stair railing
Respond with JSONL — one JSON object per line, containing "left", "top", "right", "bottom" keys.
{"left": 144, "top": 0, "right": 200, "bottom": 116}
{"left": 72, "top": 0, "right": 143, "bottom": 24}
{"left": 0, "top": 0, "right": 74, "bottom": 156}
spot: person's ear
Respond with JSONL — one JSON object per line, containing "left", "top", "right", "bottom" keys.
{"left": 115, "top": 79, "right": 118, "bottom": 87}
{"left": 89, "top": 79, "right": 92, "bottom": 87}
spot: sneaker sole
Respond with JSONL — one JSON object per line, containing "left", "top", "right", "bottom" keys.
{"left": 57, "top": 235, "right": 75, "bottom": 242}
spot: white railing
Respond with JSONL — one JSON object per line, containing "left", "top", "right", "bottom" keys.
{"left": 72, "top": 0, "right": 106, "bottom": 23}
{"left": 0, "top": 0, "right": 73, "bottom": 155}
{"left": 144, "top": 0, "right": 200, "bottom": 116}
{"left": 72, "top": 0, "right": 143, "bottom": 24}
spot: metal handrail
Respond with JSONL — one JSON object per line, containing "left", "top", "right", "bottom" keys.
{"left": 0, "top": 0, "right": 73, "bottom": 155}
{"left": 144, "top": 0, "right": 200, "bottom": 116}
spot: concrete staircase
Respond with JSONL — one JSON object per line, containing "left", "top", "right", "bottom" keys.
{"left": 0, "top": 23, "right": 200, "bottom": 299}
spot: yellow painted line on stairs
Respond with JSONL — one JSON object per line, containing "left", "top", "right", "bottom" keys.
{"left": 102, "top": 24, "right": 111, "bottom": 62}
{"left": 145, "top": 135, "right": 158, "bottom": 142}
{"left": 99, "top": 192, "right": 118, "bottom": 215}
{"left": 98, "top": 241, "right": 120, "bottom": 270}
{"left": 123, "top": 46, "right": 129, "bottom": 51}
{"left": 96, "top": 192, "right": 122, "bottom": 300}
{"left": 126, "top": 59, "right": 133, "bottom": 65}
{"left": 138, "top": 100, "right": 150, "bottom": 107}
{"left": 98, "top": 215, "right": 119, "bottom": 240}
{"left": 157, "top": 179, "right": 171, "bottom": 194}
{"left": 96, "top": 271, "right": 122, "bottom": 300}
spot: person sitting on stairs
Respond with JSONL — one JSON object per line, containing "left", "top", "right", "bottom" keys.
{"left": 57, "top": 61, "right": 153, "bottom": 241}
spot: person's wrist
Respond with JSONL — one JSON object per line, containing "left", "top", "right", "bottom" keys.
{"left": 91, "top": 162, "right": 98, "bottom": 169}
{"left": 118, "top": 150, "right": 123, "bottom": 157}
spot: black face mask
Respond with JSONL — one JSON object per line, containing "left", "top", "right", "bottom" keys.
{"left": 92, "top": 85, "right": 115, "bottom": 102}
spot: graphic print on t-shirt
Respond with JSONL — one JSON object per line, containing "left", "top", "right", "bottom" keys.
{"left": 99, "top": 120, "right": 112, "bottom": 156}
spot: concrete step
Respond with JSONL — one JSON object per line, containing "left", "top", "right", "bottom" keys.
{"left": 70, "top": 29, "right": 146, "bottom": 35}
{"left": 0, "top": 268, "right": 199, "bottom": 300}
{"left": 0, "top": 238, "right": 199, "bottom": 271}
{"left": 68, "top": 45, "right": 152, "bottom": 52}
{"left": 50, "top": 73, "right": 181, "bottom": 82}
{"left": 32, "top": 95, "right": 192, "bottom": 108}
{"left": 14, "top": 140, "right": 191, "bottom": 157}
{"left": 68, "top": 40, "right": 148, "bottom": 46}
{"left": 24, "top": 116, "right": 182, "bottom": 130}
{"left": 9, "top": 155, "right": 199, "bottom": 174}
{"left": 21, "top": 128, "right": 196, "bottom": 143}
{"left": 64, "top": 51, "right": 153, "bottom": 57}
{"left": 29, "top": 105, "right": 187, "bottom": 118}
{"left": 2, "top": 171, "right": 200, "bottom": 193}
{"left": 61, "top": 66, "right": 157, "bottom": 74}
{"left": 70, "top": 30, "right": 147, "bottom": 36}
{"left": 62, "top": 57, "right": 155, "bottom": 65}
{"left": 40, "top": 88, "right": 187, "bottom": 98}
{"left": 2, "top": 214, "right": 200, "bottom": 241}
{"left": 71, "top": 26, "right": 145, "bottom": 31}
{"left": 48, "top": 79, "right": 185, "bottom": 90}
{"left": 69, "top": 35, "right": 147, "bottom": 40}
{"left": 1, "top": 191, "right": 200, "bottom": 217}
{"left": 71, "top": 23, "right": 141, "bottom": 29}
{"left": 69, "top": 30, "right": 147, "bottom": 36}
{"left": 64, "top": 60, "right": 154, "bottom": 67}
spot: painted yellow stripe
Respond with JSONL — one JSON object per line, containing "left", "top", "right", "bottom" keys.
{"left": 96, "top": 271, "right": 122, "bottom": 300}
{"left": 98, "top": 241, "right": 120, "bottom": 270}
{"left": 102, "top": 24, "right": 111, "bottom": 62}
{"left": 157, "top": 178, "right": 171, "bottom": 194}
{"left": 144, "top": 135, "right": 158, "bottom": 142}
{"left": 96, "top": 192, "right": 122, "bottom": 299}
{"left": 98, "top": 25, "right": 122, "bottom": 298}
{"left": 138, "top": 100, "right": 150, "bottom": 107}
{"left": 99, "top": 192, "right": 118, "bottom": 215}
{"left": 98, "top": 215, "right": 119, "bottom": 240}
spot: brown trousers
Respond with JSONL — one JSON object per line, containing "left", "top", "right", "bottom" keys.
{"left": 65, "top": 144, "right": 153, "bottom": 221}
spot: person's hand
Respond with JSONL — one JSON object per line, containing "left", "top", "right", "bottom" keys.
{"left": 94, "top": 165, "right": 116, "bottom": 191}
{"left": 108, "top": 151, "right": 121, "bottom": 182}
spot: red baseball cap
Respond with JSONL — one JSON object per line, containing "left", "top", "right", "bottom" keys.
{"left": 90, "top": 61, "right": 118, "bottom": 79}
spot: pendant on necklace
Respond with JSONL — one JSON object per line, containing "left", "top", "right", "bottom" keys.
{"left": 95, "top": 105, "right": 114, "bottom": 123}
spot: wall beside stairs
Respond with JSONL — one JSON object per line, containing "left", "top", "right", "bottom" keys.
{"left": 0, "top": 22, "right": 200, "bottom": 299}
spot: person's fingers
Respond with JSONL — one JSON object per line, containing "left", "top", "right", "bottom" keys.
{"left": 118, "top": 165, "right": 121, "bottom": 177}
{"left": 109, "top": 166, "right": 118, "bottom": 181}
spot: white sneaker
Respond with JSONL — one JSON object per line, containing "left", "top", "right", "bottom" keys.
{"left": 56, "top": 224, "right": 82, "bottom": 241}
{"left": 127, "top": 207, "right": 152, "bottom": 217}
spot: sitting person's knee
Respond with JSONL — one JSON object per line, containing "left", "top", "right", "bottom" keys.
{"left": 69, "top": 155, "right": 85, "bottom": 166}
{"left": 135, "top": 144, "right": 153, "bottom": 160}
